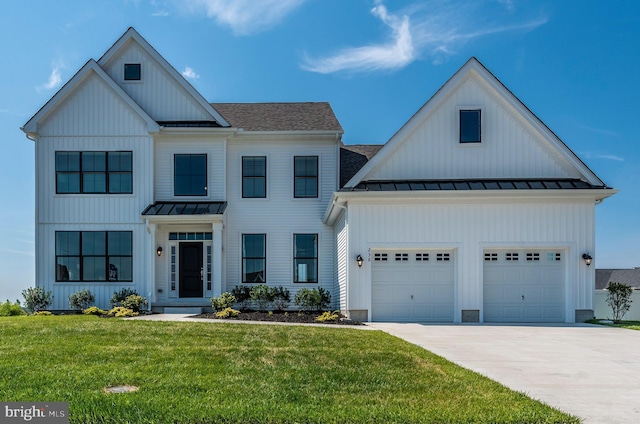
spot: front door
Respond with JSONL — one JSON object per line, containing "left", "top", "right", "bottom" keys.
{"left": 179, "top": 242, "right": 203, "bottom": 298}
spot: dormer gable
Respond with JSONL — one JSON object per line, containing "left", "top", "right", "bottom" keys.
{"left": 97, "top": 27, "right": 229, "bottom": 126}
{"left": 345, "top": 57, "right": 606, "bottom": 188}
{"left": 21, "top": 59, "right": 159, "bottom": 138}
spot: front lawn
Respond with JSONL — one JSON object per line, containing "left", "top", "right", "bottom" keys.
{"left": 0, "top": 316, "right": 577, "bottom": 423}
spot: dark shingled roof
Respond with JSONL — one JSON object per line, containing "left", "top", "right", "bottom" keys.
{"left": 211, "top": 102, "right": 343, "bottom": 132}
{"left": 596, "top": 269, "right": 640, "bottom": 290}
{"left": 343, "top": 178, "right": 608, "bottom": 192}
{"left": 340, "top": 143, "right": 384, "bottom": 187}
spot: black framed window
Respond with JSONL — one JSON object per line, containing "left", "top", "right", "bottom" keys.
{"left": 55, "top": 152, "right": 81, "bottom": 193}
{"left": 242, "top": 234, "right": 266, "bottom": 283}
{"left": 460, "top": 109, "right": 481, "bottom": 143}
{"left": 55, "top": 151, "right": 132, "bottom": 194}
{"left": 174, "top": 154, "right": 207, "bottom": 196}
{"left": 124, "top": 63, "right": 141, "bottom": 81}
{"left": 55, "top": 231, "right": 132, "bottom": 282}
{"left": 242, "top": 156, "right": 266, "bottom": 198}
{"left": 107, "top": 152, "right": 133, "bottom": 193}
{"left": 294, "top": 234, "right": 318, "bottom": 283}
{"left": 294, "top": 156, "right": 318, "bottom": 198}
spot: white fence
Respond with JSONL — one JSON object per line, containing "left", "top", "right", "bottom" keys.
{"left": 594, "top": 290, "right": 640, "bottom": 321}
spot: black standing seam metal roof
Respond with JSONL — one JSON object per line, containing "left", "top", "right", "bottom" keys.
{"left": 343, "top": 179, "right": 608, "bottom": 192}
{"left": 142, "top": 202, "right": 227, "bottom": 216}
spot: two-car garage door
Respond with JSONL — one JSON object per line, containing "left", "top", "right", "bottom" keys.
{"left": 371, "top": 248, "right": 566, "bottom": 323}
{"left": 483, "top": 249, "right": 565, "bottom": 322}
{"left": 371, "top": 250, "right": 455, "bottom": 322}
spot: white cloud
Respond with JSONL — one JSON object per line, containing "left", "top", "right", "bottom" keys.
{"left": 180, "top": 0, "right": 306, "bottom": 35}
{"left": 182, "top": 66, "right": 200, "bottom": 80}
{"left": 152, "top": 10, "right": 170, "bottom": 16}
{"left": 301, "top": 2, "right": 414, "bottom": 74}
{"left": 582, "top": 152, "right": 625, "bottom": 162}
{"left": 38, "top": 65, "right": 62, "bottom": 91}
{"left": 302, "top": 0, "right": 548, "bottom": 74}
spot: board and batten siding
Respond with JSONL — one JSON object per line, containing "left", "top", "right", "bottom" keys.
{"left": 37, "top": 223, "right": 147, "bottom": 310}
{"left": 37, "top": 73, "right": 152, "bottom": 137}
{"left": 36, "top": 136, "right": 154, "bottom": 224}
{"left": 154, "top": 136, "right": 227, "bottom": 201}
{"left": 346, "top": 198, "right": 595, "bottom": 322}
{"left": 334, "top": 211, "right": 348, "bottom": 313}
{"left": 101, "top": 41, "right": 212, "bottom": 122}
{"left": 365, "top": 78, "right": 581, "bottom": 181}
{"left": 33, "top": 70, "right": 156, "bottom": 310}
{"left": 224, "top": 138, "right": 338, "bottom": 304}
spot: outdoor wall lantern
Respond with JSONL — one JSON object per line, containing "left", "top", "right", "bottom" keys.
{"left": 157, "top": 246, "right": 163, "bottom": 257}
{"left": 356, "top": 255, "right": 364, "bottom": 268}
{"left": 582, "top": 253, "right": 592, "bottom": 266}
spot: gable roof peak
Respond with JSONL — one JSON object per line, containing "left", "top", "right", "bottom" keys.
{"left": 21, "top": 59, "right": 159, "bottom": 137}
{"left": 97, "top": 27, "right": 230, "bottom": 127}
{"left": 343, "top": 56, "right": 607, "bottom": 188}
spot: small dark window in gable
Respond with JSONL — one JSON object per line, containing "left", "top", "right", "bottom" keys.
{"left": 124, "top": 64, "right": 141, "bottom": 81}
{"left": 460, "top": 109, "right": 481, "bottom": 143}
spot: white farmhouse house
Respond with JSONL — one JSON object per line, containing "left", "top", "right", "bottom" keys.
{"left": 22, "top": 28, "right": 615, "bottom": 322}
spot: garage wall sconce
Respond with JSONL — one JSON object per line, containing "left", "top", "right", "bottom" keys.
{"left": 356, "top": 255, "right": 364, "bottom": 268}
{"left": 157, "top": 246, "right": 163, "bottom": 257}
{"left": 582, "top": 253, "right": 592, "bottom": 266}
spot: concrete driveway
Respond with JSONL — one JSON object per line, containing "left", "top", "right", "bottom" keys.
{"left": 368, "top": 323, "right": 640, "bottom": 424}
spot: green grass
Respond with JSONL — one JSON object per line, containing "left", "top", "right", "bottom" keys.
{"left": 0, "top": 316, "right": 578, "bottom": 424}
{"left": 589, "top": 319, "right": 640, "bottom": 331}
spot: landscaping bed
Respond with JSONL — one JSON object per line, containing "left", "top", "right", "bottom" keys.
{"left": 193, "top": 310, "right": 364, "bottom": 325}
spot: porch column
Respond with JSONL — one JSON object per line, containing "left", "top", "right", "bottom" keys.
{"left": 212, "top": 222, "right": 223, "bottom": 297}
{"left": 145, "top": 221, "right": 157, "bottom": 308}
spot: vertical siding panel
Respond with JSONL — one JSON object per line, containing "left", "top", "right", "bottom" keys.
{"left": 367, "top": 77, "right": 580, "bottom": 181}
{"left": 347, "top": 199, "right": 595, "bottom": 322}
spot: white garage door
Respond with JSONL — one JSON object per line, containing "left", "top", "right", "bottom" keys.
{"left": 372, "top": 250, "right": 455, "bottom": 322}
{"left": 483, "top": 249, "right": 565, "bottom": 322}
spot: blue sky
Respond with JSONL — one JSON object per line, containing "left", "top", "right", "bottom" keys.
{"left": 1, "top": 0, "right": 639, "bottom": 302}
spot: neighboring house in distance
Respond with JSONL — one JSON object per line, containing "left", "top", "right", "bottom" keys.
{"left": 594, "top": 269, "right": 640, "bottom": 320}
{"left": 22, "top": 28, "right": 616, "bottom": 322}
{"left": 596, "top": 269, "right": 640, "bottom": 290}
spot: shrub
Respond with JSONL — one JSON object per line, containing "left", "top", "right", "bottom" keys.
{"left": 607, "top": 282, "right": 634, "bottom": 323}
{"left": 121, "top": 294, "right": 148, "bottom": 313}
{"left": 250, "top": 284, "right": 275, "bottom": 312}
{"left": 83, "top": 306, "right": 107, "bottom": 316}
{"left": 0, "top": 300, "right": 26, "bottom": 316}
{"left": 107, "top": 307, "right": 138, "bottom": 317}
{"left": 315, "top": 311, "right": 339, "bottom": 322}
{"left": 272, "top": 286, "right": 291, "bottom": 311}
{"left": 215, "top": 307, "right": 240, "bottom": 318}
{"left": 294, "top": 287, "right": 331, "bottom": 312}
{"left": 110, "top": 288, "right": 138, "bottom": 307}
{"left": 69, "top": 289, "right": 95, "bottom": 311}
{"left": 22, "top": 287, "right": 53, "bottom": 313}
{"left": 231, "top": 285, "right": 252, "bottom": 310}
{"left": 33, "top": 311, "right": 53, "bottom": 316}
{"left": 211, "top": 292, "right": 236, "bottom": 312}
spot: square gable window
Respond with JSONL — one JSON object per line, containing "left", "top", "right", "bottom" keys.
{"left": 460, "top": 109, "right": 481, "bottom": 143}
{"left": 124, "top": 63, "right": 141, "bottom": 81}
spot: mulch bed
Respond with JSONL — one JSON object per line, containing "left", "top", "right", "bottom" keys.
{"left": 193, "top": 310, "right": 364, "bottom": 325}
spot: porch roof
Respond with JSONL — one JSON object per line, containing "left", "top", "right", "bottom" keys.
{"left": 142, "top": 201, "right": 227, "bottom": 216}
{"left": 342, "top": 178, "right": 610, "bottom": 192}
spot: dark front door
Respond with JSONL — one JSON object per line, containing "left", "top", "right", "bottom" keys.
{"left": 179, "top": 242, "right": 203, "bottom": 298}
